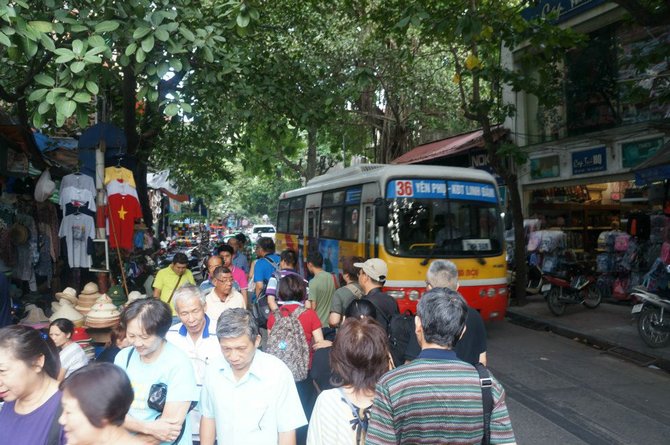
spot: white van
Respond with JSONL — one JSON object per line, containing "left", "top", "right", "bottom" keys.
{"left": 250, "top": 224, "right": 276, "bottom": 243}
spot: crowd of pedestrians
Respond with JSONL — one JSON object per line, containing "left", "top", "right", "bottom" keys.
{"left": 0, "top": 234, "right": 516, "bottom": 445}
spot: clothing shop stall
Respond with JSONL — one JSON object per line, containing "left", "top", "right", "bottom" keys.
{"left": 0, "top": 123, "right": 157, "bottom": 356}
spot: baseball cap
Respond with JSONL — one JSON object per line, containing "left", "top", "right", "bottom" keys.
{"left": 354, "top": 258, "right": 388, "bottom": 282}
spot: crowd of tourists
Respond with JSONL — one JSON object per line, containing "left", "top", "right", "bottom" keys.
{"left": 0, "top": 235, "right": 516, "bottom": 445}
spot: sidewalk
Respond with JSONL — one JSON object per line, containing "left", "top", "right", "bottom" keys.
{"left": 506, "top": 295, "right": 670, "bottom": 372}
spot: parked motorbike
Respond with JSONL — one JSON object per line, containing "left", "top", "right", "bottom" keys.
{"left": 544, "top": 262, "right": 602, "bottom": 316}
{"left": 630, "top": 266, "right": 670, "bottom": 348}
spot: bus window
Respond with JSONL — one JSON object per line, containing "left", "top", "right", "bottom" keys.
{"left": 343, "top": 205, "right": 359, "bottom": 241}
{"left": 320, "top": 206, "right": 342, "bottom": 239}
{"left": 277, "top": 200, "right": 289, "bottom": 233}
{"left": 385, "top": 198, "right": 502, "bottom": 257}
{"left": 288, "top": 196, "right": 305, "bottom": 234}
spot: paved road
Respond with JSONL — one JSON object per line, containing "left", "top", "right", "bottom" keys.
{"left": 487, "top": 320, "right": 670, "bottom": 445}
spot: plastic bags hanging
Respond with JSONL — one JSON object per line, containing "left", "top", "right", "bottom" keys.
{"left": 34, "top": 169, "right": 56, "bottom": 202}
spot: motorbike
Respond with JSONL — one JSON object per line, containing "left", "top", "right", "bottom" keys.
{"left": 630, "top": 265, "right": 670, "bottom": 348}
{"left": 543, "top": 262, "right": 602, "bottom": 316}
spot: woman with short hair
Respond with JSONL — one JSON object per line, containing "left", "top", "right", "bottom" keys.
{"left": 0, "top": 325, "right": 65, "bottom": 444}
{"left": 113, "top": 298, "right": 198, "bottom": 445}
{"left": 307, "top": 317, "right": 391, "bottom": 445}
{"left": 49, "top": 318, "right": 89, "bottom": 380}
{"left": 59, "top": 362, "right": 144, "bottom": 444}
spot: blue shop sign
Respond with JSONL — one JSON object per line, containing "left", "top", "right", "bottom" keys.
{"left": 447, "top": 181, "right": 498, "bottom": 203}
{"left": 387, "top": 179, "right": 447, "bottom": 199}
{"left": 572, "top": 146, "right": 607, "bottom": 175}
{"left": 522, "top": 0, "right": 606, "bottom": 23}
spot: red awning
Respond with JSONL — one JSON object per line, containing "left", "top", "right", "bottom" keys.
{"left": 392, "top": 127, "right": 506, "bottom": 165}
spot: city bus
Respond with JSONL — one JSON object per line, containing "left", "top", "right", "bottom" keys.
{"left": 274, "top": 164, "right": 508, "bottom": 321}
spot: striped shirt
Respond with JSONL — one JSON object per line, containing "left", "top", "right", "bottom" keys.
{"left": 366, "top": 349, "right": 515, "bottom": 445}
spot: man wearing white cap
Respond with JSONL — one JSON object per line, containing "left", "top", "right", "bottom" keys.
{"left": 354, "top": 258, "right": 398, "bottom": 332}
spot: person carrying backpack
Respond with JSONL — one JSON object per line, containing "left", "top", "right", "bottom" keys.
{"left": 252, "top": 237, "right": 281, "bottom": 301}
{"left": 267, "top": 274, "right": 324, "bottom": 445}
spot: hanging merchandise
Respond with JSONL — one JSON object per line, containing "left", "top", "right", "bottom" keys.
{"left": 106, "top": 179, "right": 139, "bottom": 199}
{"left": 106, "top": 193, "right": 142, "bottom": 250}
{"left": 34, "top": 169, "right": 56, "bottom": 202}
{"left": 59, "top": 173, "right": 96, "bottom": 214}
{"left": 104, "top": 166, "right": 136, "bottom": 188}
{"left": 59, "top": 212, "right": 95, "bottom": 268}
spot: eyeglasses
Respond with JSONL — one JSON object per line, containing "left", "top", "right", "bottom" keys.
{"left": 215, "top": 277, "right": 233, "bottom": 283}
{"left": 425, "top": 281, "right": 433, "bottom": 289}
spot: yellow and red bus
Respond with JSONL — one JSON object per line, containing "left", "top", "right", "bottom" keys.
{"left": 275, "top": 164, "right": 508, "bottom": 321}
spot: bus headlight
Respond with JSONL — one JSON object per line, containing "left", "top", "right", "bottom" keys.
{"left": 387, "top": 290, "right": 405, "bottom": 300}
{"left": 479, "top": 289, "right": 486, "bottom": 297}
{"left": 408, "top": 290, "right": 420, "bottom": 301}
{"left": 487, "top": 288, "right": 496, "bottom": 297}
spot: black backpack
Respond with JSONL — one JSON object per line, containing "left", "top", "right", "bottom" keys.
{"left": 388, "top": 310, "right": 415, "bottom": 367}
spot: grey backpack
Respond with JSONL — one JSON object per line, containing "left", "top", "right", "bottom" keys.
{"left": 266, "top": 307, "right": 310, "bottom": 381}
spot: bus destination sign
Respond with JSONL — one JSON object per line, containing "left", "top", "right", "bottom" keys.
{"left": 387, "top": 179, "right": 447, "bottom": 198}
{"left": 447, "top": 181, "right": 497, "bottom": 203}
{"left": 387, "top": 179, "right": 497, "bottom": 203}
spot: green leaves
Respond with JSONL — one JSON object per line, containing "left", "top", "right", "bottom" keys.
{"left": 95, "top": 20, "right": 119, "bottom": 33}
{"left": 34, "top": 73, "right": 55, "bottom": 87}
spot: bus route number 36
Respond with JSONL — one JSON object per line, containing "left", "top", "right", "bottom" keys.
{"left": 395, "top": 180, "right": 414, "bottom": 197}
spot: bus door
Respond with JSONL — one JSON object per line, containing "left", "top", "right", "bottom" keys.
{"left": 307, "top": 209, "right": 319, "bottom": 238}
{"left": 364, "top": 204, "right": 374, "bottom": 258}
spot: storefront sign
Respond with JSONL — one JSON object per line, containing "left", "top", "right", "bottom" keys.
{"left": 470, "top": 150, "right": 504, "bottom": 185}
{"left": 572, "top": 146, "right": 607, "bottom": 175}
{"left": 447, "top": 181, "right": 497, "bottom": 203}
{"left": 530, "top": 155, "right": 560, "bottom": 180}
{"left": 622, "top": 137, "right": 664, "bottom": 168}
{"left": 522, "top": 0, "right": 605, "bottom": 23}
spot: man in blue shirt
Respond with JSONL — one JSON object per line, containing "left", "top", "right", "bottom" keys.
{"left": 253, "top": 237, "right": 280, "bottom": 301}
{"left": 228, "top": 233, "right": 250, "bottom": 275}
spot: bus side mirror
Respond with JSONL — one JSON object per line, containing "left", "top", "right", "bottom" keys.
{"left": 374, "top": 198, "right": 388, "bottom": 226}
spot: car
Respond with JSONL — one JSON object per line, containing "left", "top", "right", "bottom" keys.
{"left": 250, "top": 224, "right": 276, "bottom": 243}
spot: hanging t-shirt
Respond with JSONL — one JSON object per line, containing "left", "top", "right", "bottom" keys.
{"left": 60, "top": 173, "right": 95, "bottom": 197}
{"left": 59, "top": 186, "right": 96, "bottom": 213}
{"left": 59, "top": 173, "right": 96, "bottom": 215}
{"left": 104, "top": 166, "right": 136, "bottom": 188}
{"left": 58, "top": 213, "right": 95, "bottom": 268}
{"left": 106, "top": 179, "right": 139, "bottom": 200}
{"left": 107, "top": 194, "right": 142, "bottom": 250}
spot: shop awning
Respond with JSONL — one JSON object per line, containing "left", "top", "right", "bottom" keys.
{"left": 634, "top": 141, "right": 670, "bottom": 185}
{"left": 0, "top": 124, "right": 46, "bottom": 169}
{"left": 392, "top": 127, "right": 507, "bottom": 164}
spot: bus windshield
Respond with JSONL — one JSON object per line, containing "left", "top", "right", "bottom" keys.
{"left": 384, "top": 198, "right": 503, "bottom": 258}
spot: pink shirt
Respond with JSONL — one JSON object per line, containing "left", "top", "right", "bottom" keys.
{"left": 230, "top": 265, "right": 247, "bottom": 291}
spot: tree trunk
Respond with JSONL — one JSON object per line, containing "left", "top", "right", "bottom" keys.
{"left": 122, "top": 64, "right": 153, "bottom": 228}
{"left": 481, "top": 124, "right": 528, "bottom": 305}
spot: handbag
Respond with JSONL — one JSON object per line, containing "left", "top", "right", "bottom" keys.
{"left": 167, "top": 273, "right": 184, "bottom": 305}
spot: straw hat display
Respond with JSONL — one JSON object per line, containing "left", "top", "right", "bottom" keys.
{"left": 126, "top": 290, "right": 147, "bottom": 305}
{"left": 19, "top": 304, "right": 49, "bottom": 328}
{"left": 49, "top": 300, "right": 84, "bottom": 327}
{"left": 76, "top": 282, "right": 101, "bottom": 314}
{"left": 55, "top": 287, "right": 78, "bottom": 305}
{"left": 85, "top": 302, "right": 121, "bottom": 329}
{"left": 71, "top": 327, "right": 96, "bottom": 360}
{"left": 9, "top": 223, "right": 29, "bottom": 245}
{"left": 95, "top": 294, "right": 114, "bottom": 304}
